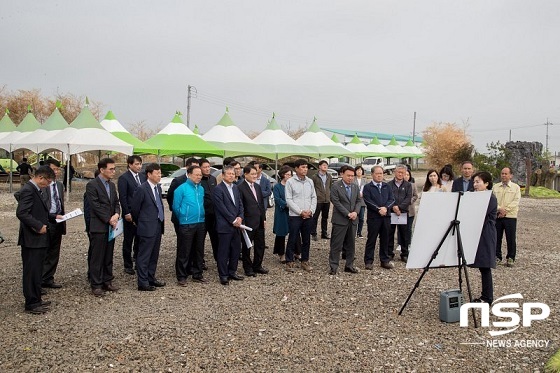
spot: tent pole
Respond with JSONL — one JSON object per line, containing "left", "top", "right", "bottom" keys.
{"left": 9, "top": 144, "right": 13, "bottom": 193}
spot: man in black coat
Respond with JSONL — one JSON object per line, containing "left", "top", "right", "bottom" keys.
{"left": 238, "top": 165, "right": 268, "bottom": 277}
{"left": 86, "top": 158, "right": 121, "bottom": 297}
{"left": 131, "top": 163, "right": 166, "bottom": 291}
{"left": 451, "top": 161, "right": 475, "bottom": 192}
{"left": 42, "top": 158, "right": 66, "bottom": 289}
{"left": 118, "top": 155, "right": 146, "bottom": 275}
{"left": 200, "top": 158, "right": 219, "bottom": 261}
{"left": 16, "top": 165, "right": 56, "bottom": 314}
{"left": 387, "top": 165, "right": 413, "bottom": 262}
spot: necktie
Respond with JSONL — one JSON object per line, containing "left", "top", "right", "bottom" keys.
{"left": 377, "top": 183, "right": 382, "bottom": 192}
{"left": 104, "top": 181, "right": 111, "bottom": 198}
{"left": 135, "top": 174, "right": 141, "bottom": 186}
{"left": 154, "top": 186, "right": 164, "bottom": 221}
{"left": 250, "top": 183, "right": 258, "bottom": 200}
{"left": 52, "top": 183, "right": 61, "bottom": 214}
{"left": 346, "top": 185, "right": 351, "bottom": 199}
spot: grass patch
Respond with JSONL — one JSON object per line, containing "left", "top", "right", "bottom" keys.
{"left": 521, "top": 186, "right": 560, "bottom": 199}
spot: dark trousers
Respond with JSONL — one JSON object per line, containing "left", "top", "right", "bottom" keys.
{"left": 242, "top": 227, "right": 265, "bottom": 273}
{"left": 286, "top": 216, "right": 312, "bottom": 263}
{"left": 42, "top": 222, "right": 63, "bottom": 285}
{"left": 274, "top": 235, "right": 301, "bottom": 256}
{"left": 389, "top": 222, "right": 409, "bottom": 258}
{"left": 204, "top": 214, "right": 220, "bottom": 261}
{"left": 312, "top": 202, "right": 330, "bottom": 237}
{"left": 136, "top": 222, "right": 162, "bottom": 287}
{"left": 364, "top": 217, "right": 391, "bottom": 264}
{"left": 357, "top": 206, "right": 365, "bottom": 236}
{"left": 217, "top": 231, "right": 241, "bottom": 280}
{"left": 22, "top": 246, "right": 47, "bottom": 309}
{"left": 329, "top": 222, "right": 357, "bottom": 271}
{"left": 176, "top": 223, "right": 205, "bottom": 281}
{"left": 479, "top": 268, "right": 493, "bottom": 303}
{"left": 496, "top": 218, "right": 517, "bottom": 260}
{"left": 122, "top": 219, "right": 139, "bottom": 270}
{"left": 89, "top": 232, "right": 115, "bottom": 288}
{"left": 405, "top": 215, "right": 414, "bottom": 247}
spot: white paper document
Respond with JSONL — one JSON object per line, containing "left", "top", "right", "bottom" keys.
{"left": 390, "top": 212, "right": 408, "bottom": 225}
{"left": 240, "top": 225, "right": 253, "bottom": 248}
{"left": 56, "top": 208, "right": 84, "bottom": 223}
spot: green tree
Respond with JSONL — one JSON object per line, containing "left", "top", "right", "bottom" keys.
{"left": 473, "top": 141, "right": 510, "bottom": 179}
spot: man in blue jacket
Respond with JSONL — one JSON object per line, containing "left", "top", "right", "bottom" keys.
{"left": 363, "top": 166, "right": 396, "bottom": 270}
{"left": 172, "top": 165, "right": 207, "bottom": 285}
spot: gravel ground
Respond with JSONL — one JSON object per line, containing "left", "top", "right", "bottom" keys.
{"left": 0, "top": 178, "right": 558, "bottom": 372}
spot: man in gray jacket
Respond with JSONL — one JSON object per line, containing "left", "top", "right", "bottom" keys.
{"left": 329, "top": 165, "right": 362, "bottom": 275}
{"left": 285, "top": 159, "right": 317, "bottom": 272}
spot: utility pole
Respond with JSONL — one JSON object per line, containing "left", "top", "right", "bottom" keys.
{"left": 545, "top": 118, "right": 553, "bottom": 154}
{"left": 186, "top": 85, "right": 197, "bottom": 129}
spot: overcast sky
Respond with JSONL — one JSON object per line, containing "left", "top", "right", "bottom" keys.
{"left": 2, "top": 0, "right": 560, "bottom": 153}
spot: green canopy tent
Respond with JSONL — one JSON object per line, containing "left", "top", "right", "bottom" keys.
{"left": 295, "top": 117, "right": 354, "bottom": 158}
{"left": 202, "top": 108, "right": 273, "bottom": 158}
{"left": 0, "top": 110, "right": 17, "bottom": 143}
{"left": 145, "top": 112, "right": 223, "bottom": 158}
{"left": 366, "top": 136, "right": 397, "bottom": 158}
{"left": 100, "top": 111, "right": 157, "bottom": 155}
{"left": 344, "top": 134, "right": 377, "bottom": 158}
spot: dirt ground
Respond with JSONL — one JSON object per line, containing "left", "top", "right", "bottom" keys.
{"left": 0, "top": 175, "right": 558, "bottom": 372}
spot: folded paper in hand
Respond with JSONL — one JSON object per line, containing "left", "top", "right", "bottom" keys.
{"left": 56, "top": 208, "right": 84, "bottom": 223}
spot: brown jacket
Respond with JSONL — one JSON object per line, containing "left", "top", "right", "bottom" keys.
{"left": 312, "top": 172, "right": 332, "bottom": 204}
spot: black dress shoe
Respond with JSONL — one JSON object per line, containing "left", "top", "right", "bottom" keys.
{"left": 138, "top": 285, "right": 156, "bottom": 291}
{"left": 229, "top": 274, "right": 244, "bottom": 281}
{"left": 220, "top": 278, "right": 230, "bottom": 285}
{"left": 124, "top": 268, "right": 135, "bottom": 275}
{"left": 41, "top": 300, "right": 52, "bottom": 306}
{"left": 344, "top": 267, "right": 359, "bottom": 274}
{"left": 25, "top": 305, "right": 49, "bottom": 314}
{"left": 311, "top": 234, "right": 318, "bottom": 242}
{"left": 254, "top": 267, "right": 269, "bottom": 274}
{"left": 245, "top": 271, "right": 256, "bottom": 277}
{"left": 42, "top": 282, "right": 62, "bottom": 289}
{"left": 321, "top": 234, "right": 330, "bottom": 239}
{"left": 150, "top": 280, "right": 166, "bottom": 287}
{"left": 192, "top": 277, "right": 208, "bottom": 283}
{"left": 329, "top": 269, "right": 337, "bottom": 275}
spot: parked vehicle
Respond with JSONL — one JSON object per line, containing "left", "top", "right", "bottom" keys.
{"left": 358, "top": 157, "right": 396, "bottom": 175}
{"left": 140, "top": 162, "right": 180, "bottom": 178}
{"left": 327, "top": 162, "right": 352, "bottom": 174}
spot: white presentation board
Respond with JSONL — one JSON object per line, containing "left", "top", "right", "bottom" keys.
{"left": 406, "top": 191, "right": 491, "bottom": 269}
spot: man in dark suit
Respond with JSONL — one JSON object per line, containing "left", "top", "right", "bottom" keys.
{"left": 311, "top": 160, "right": 332, "bottom": 240}
{"left": 363, "top": 165, "right": 396, "bottom": 270}
{"left": 16, "top": 165, "right": 56, "bottom": 314}
{"left": 131, "top": 163, "right": 166, "bottom": 291}
{"left": 329, "top": 165, "right": 362, "bottom": 275}
{"left": 86, "top": 158, "right": 121, "bottom": 297}
{"left": 212, "top": 165, "right": 245, "bottom": 285}
{"left": 41, "top": 158, "right": 66, "bottom": 289}
{"left": 200, "top": 158, "right": 219, "bottom": 261}
{"left": 238, "top": 165, "right": 268, "bottom": 277}
{"left": 118, "top": 155, "right": 146, "bottom": 275}
{"left": 451, "top": 161, "right": 475, "bottom": 192}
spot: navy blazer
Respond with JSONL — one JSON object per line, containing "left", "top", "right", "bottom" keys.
{"left": 131, "top": 181, "right": 165, "bottom": 237}
{"left": 118, "top": 170, "right": 146, "bottom": 216}
{"left": 362, "top": 181, "right": 395, "bottom": 219}
{"left": 451, "top": 177, "right": 474, "bottom": 192}
{"left": 86, "top": 176, "right": 121, "bottom": 233}
{"left": 212, "top": 182, "right": 244, "bottom": 234}
{"left": 16, "top": 181, "right": 51, "bottom": 248}
{"left": 238, "top": 180, "right": 266, "bottom": 230}
{"left": 257, "top": 175, "right": 272, "bottom": 208}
